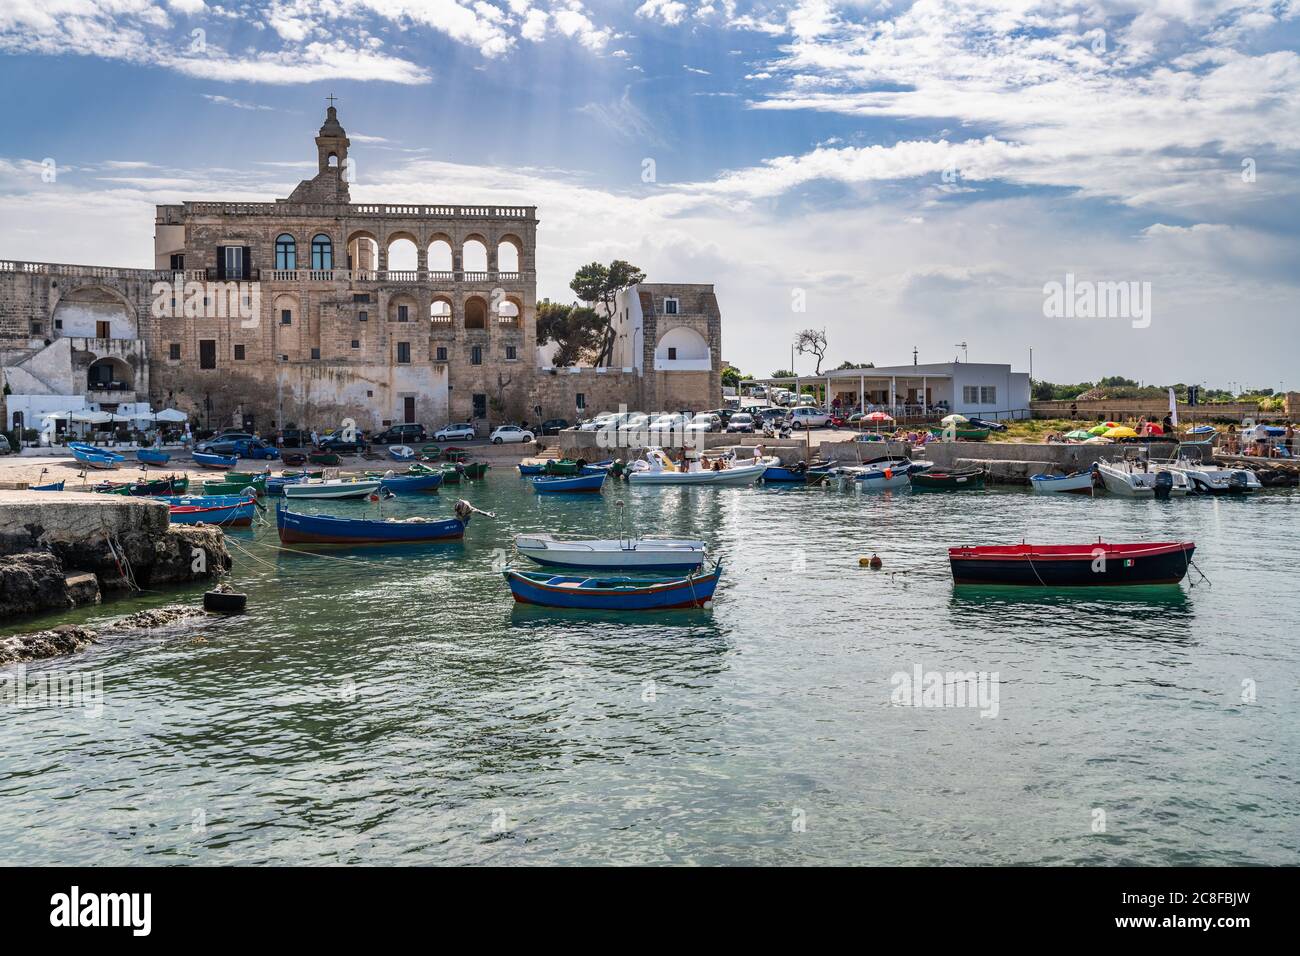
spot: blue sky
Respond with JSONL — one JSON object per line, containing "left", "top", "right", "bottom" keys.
{"left": 2, "top": 1, "right": 1298, "bottom": 389}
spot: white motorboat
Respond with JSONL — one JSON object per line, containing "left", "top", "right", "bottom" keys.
{"left": 283, "top": 478, "right": 382, "bottom": 499}
{"left": 834, "top": 456, "right": 916, "bottom": 491}
{"left": 626, "top": 448, "right": 772, "bottom": 486}
{"left": 514, "top": 534, "right": 707, "bottom": 572}
{"left": 1029, "top": 471, "right": 1096, "bottom": 494}
{"left": 1095, "top": 459, "right": 1190, "bottom": 498}
{"left": 1161, "top": 457, "right": 1261, "bottom": 494}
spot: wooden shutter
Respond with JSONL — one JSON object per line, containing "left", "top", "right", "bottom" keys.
{"left": 215, "top": 246, "right": 226, "bottom": 279}
{"left": 242, "top": 246, "right": 252, "bottom": 279}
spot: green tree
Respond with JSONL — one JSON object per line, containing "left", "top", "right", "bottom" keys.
{"left": 834, "top": 361, "right": 875, "bottom": 370}
{"left": 569, "top": 259, "right": 646, "bottom": 366}
{"left": 536, "top": 299, "right": 604, "bottom": 366}
{"left": 770, "top": 369, "right": 795, "bottom": 379}
{"left": 721, "top": 365, "right": 743, "bottom": 389}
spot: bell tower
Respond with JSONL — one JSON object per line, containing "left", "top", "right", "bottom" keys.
{"left": 316, "top": 98, "right": 349, "bottom": 174}
{"left": 289, "top": 98, "right": 351, "bottom": 204}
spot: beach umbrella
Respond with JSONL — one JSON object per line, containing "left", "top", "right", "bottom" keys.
{"left": 865, "top": 412, "right": 894, "bottom": 422}
{"left": 1065, "top": 429, "right": 1093, "bottom": 440}
{"left": 1103, "top": 421, "right": 1121, "bottom": 428}
{"left": 940, "top": 413, "right": 968, "bottom": 425}
{"left": 1088, "top": 424, "right": 1109, "bottom": 436}
{"left": 1104, "top": 426, "right": 1139, "bottom": 439}
{"left": 1083, "top": 436, "right": 1113, "bottom": 444}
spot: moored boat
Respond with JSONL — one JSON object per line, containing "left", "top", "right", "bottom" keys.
{"left": 949, "top": 541, "right": 1196, "bottom": 587}
{"left": 1162, "top": 456, "right": 1261, "bottom": 495}
{"left": 1095, "top": 459, "right": 1190, "bottom": 498}
{"left": 1030, "top": 471, "right": 1096, "bottom": 494}
{"left": 204, "top": 474, "right": 267, "bottom": 496}
{"left": 276, "top": 499, "right": 475, "bottom": 544}
{"left": 377, "top": 471, "right": 444, "bottom": 494}
{"left": 910, "top": 467, "right": 985, "bottom": 490}
{"left": 461, "top": 461, "right": 490, "bottom": 479}
{"left": 762, "top": 461, "right": 836, "bottom": 484}
{"left": 514, "top": 534, "right": 707, "bottom": 571}
{"left": 283, "top": 477, "right": 382, "bottom": 499}
{"left": 503, "top": 564, "right": 722, "bottom": 610}
{"left": 530, "top": 471, "right": 607, "bottom": 494}
{"left": 833, "top": 457, "right": 917, "bottom": 490}
{"left": 71, "top": 445, "right": 123, "bottom": 470}
{"left": 626, "top": 448, "right": 771, "bottom": 486}
{"left": 928, "top": 425, "right": 991, "bottom": 441}
{"left": 388, "top": 445, "right": 416, "bottom": 462}
{"left": 193, "top": 450, "right": 238, "bottom": 470}
{"left": 169, "top": 499, "right": 257, "bottom": 527}
{"left": 95, "top": 475, "right": 190, "bottom": 496}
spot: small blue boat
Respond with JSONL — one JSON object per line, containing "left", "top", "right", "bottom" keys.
{"left": 31, "top": 480, "right": 65, "bottom": 491}
{"left": 265, "top": 475, "right": 307, "bottom": 496}
{"left": 518, "top": 463, "right": 546, "bottom": 476}
{"left": 137, "top": 448, "right": 171, "bottom": 465}
{"left": 378, "top": 471, "right": 444, "bottom": 494}
{"left": 388, "top": 445, "right": 417, "bottom": 462}
{"left": 71, "top": 446, "right": 123, "bottom": 470}
{"left": 503, "top": 564, "right": 722, "bottom": 610}
{"left": 763, "top": 462, "right": 835, "bottom": 483}
{"left": 161, "top": 493, "right": 259, "bottom": 508}
{"left": 169, "top": 499, "right": 257, "bottom": 526}
{"left": 193, "top": 451, "right": 238, "bottom": 470}
{"left": 580, "top": 459, "right": 615, "bottom": 475}
{"left": 530, "top": 472, "right": 607, "bottom": 494}
{"left": 276, "top": 501, "right": 470, "bottom": 544}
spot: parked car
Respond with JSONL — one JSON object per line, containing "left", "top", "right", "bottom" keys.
{"left": 373, "top": 423, "right": 427, "bottom": 445}
{"left": 725, "top": 413, "right": 756, "bottom": 433}
{"left": 703, "top": 408, "right": 735, "bottom": 426}
{"left": 750, "top": 386, "right": 768, "bottom": 398}
{"left": 577, "top": 414, "right": 617, "bottom": 432}
{"left": 649, "top": 413, "right": 690, "bottom": 432}
{"left": 318, "top": 432, "right": 366, "bottom": 453}
{"left": 757, "top": 407, "right": 789, "bottom": 423}
{"left": 233, "top": 438, "right": 279, "bottom": 460}
{"left": 489, "top": 424, "right": 535, "bottom": 444}
{"left": 685, "top": 412, "right": 722, "bottom": 434}
{"left": 196, "top": 431, "right": 255, "bottom": 454}
{"left": 0, "top": 434, "right": 12, "bottom": 455}
{"left": 787, "top": 407, "right": 831, "bottom": 429}
{"left": 540, "top": 419, "right": 570, "bottom": 435}
{"left": 796, "top": 394, "right": 817, "bottom": 407}
{"left": 280, "top": 427, "right": 306, "bottom": 449}
{"left": 434, "top": 423, "right": 476, "bottom": 442}
{"left": 621, "top": 413, "right": 655, "bottom": 431}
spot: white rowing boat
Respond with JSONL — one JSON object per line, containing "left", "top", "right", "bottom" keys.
{"left": 282, "top": 478, "right": 383, "bottom": 499}
{"left": 514, "top": 534, "right": 707, "bottom": 571}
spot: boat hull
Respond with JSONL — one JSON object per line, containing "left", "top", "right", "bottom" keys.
{"left": 276, "top": 506, "right": 466, "bottom": 543}
{"left": 910, "top": 469, "right": 985, "bottom": 490}
{"left": 504, "top": 566, "right": 721, "bottom": 610}
{"left": 515, "top": 535, "right": 706, "bottom": 572}
{"left": 1030, "top": 472, "right": 1095, "bottom": 494}
{"left": 530, "top": 472, "right": 607, "bottom": 493}
{"left": 378, "top": 472, "right": 444, "bottom": 494}
{"left": 628, "top": 463, "right": 767, "bottom": 485}
{"left": 169, "top": 501, "right": 257, "bottom": 526}
{"left": 72, "top": 448, "right": 121, "bottom": 470}
{"left": 136, "top": 449, "right": 171, "bottom": 465}
{"left": 283, "top": 479, "right": 383, "bottom": 500}
{"left": 949, "top": 542, "right": 1195, "bottom": 586}
{"left": 193, "top": 451, "right": 238, "bottom": 470}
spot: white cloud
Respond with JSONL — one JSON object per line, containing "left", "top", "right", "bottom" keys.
{"left": 636, "top": 0, "right": 688, "bottom": 27}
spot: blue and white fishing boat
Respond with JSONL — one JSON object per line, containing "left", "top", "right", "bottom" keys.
{"left": 377, "top": 471, "right": 444, "bottom": 494}
{"left": 137, "top": 448, "right": 171, "bottom": 465}
{"left": 579, "top": 458, "right": 615, "bottom": 475}
{"left": 834, "top": 457, "right": 918, "bottom": 490}
{"left": 161, "top": 493, "right": 259, "bottom": 507}
{"left": 530, "top": 472, "right": 607, "bottom": 494}
{"left": 70, "top": 445, "right": 123, "bottom": 470}
{"left": 276, "top": 499, "right": 477, "bottom": 544}
{"left": 514, "top": 534, "right": 707, "bottom": 572}
{"left": 1029, "top": 471, "right": 1095, "bottom": 494}
{"left": 265, "top": 474, "right": 308, "bottom": 496}
{"left": 193, "top": 450, "right": 238, "bottom": 470}
{"left": 31, "top": 480, "right": 65, "bottom": 491}
{"left": 388, "top": 445, "right": 417, "bottom": 462}
{"left": 504, "top": 564, "right": 722, "bottom": 610}
{"left": 762, "top": 461, "right": 836, "bottom": 484}
{"left": 518, "top": 462, "right": 547, "bottom": 476}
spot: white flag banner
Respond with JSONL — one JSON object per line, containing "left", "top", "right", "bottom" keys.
{"left": 1168, "top": 387, "right": 1179, "bottom": 427}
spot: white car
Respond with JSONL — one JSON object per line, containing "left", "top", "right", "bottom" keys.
{"left": 578, "top": 414, "right": 617, "bottom": 432}
{"left": 434, "top": 422, "right": 476, "bottom": 441}
{"left": 489, "top": 425, "right": 535, "bottom": 444}
{"left": 787, "top": 407, "right": 830, "bottom": 429}
{"left": 684, "top": 413, "right": 721, "bottom": 433}
{"left": 649, "top": 413, "right": 689, "bottom": 432}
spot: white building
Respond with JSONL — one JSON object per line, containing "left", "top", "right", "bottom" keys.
{"left": 752, "top": 361, "right": 1031, "bottom": 419}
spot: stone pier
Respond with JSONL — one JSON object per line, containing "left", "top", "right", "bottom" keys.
{"left": 0, "top": 491, "right": 230, "bottom": 621}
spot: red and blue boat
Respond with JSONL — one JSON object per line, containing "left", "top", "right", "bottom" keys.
{"left": 275, "top": 500, "right": 473, "bottom": 544}
{"left": 530, "top": 472, "right": 606, "bottom": 494}
{"left": 948, "top": 541, "right": 1196, "bottom": 587}
{"left": 503, "top": 565, "right": 722, "bottom": 610}
{"left": 169, "top": 499, "right": 258, "bottom": 527}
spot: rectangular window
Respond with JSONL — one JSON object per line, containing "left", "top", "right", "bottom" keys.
{"left": 397, "top": 342, "right": 411, "bottom": 364}
{"left": 199, "top": 339, "right": 217, "bottom": 369}
{"left": 358, "top": 311, "right": 368, "bottom": 322}
{"left": 505, "top": 345, "right": 517, "bottom": 361}
{"left": 96, "top": 320, "right": 111, "bottom": 339}
{"left": 223, "top": 246, "right": 245, "bottom": 280}
{"left": 576, "top": 393, "right": 587, "bottom": 410}
{"left": 471, "top": 345, "right": 482, "bottom": 365}
{"left": 667, "top": 347, "right": 677, "bottom": 360}
{"left": 169, "top": 343, "right": 181, "bottom": 360}
{"left": 54, "top": 319, "right": 62, "bottom": 330}
{"left": 472, "top": 394, "right": 487, "bottom": 419}
{"left": 280, "top": 310, "right": 292, "bottom": 325}
{"left": 980, "top": 386, "right": 996, "bottom": 405}
{"left": 351, "top": 339, "right": 360, "bottom": 349}
{"left": 311, "top": 347, "right": 320, "bottom": 360}
{"left": 30, "top": 321, "right": 42, "bottom": 334}
{"left": 234, "top": 344, "right": 245, "bottom": 360}
{"left": 663, "top": 298, "right": 679, "bottom": 315}
{"left": 436, "top": 346, "right": 447, "bottom": 361}
{"left": 169, "top": 253, "right": 184, "bottom": 271}
{"left": 353, "top": 293, "right": 371, "bottom": 303}
{"left": 397, "top": 305, "right": 409, "bottom": 322}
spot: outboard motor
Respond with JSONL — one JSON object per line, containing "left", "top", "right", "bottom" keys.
{"left": 1153, "top": 470, "right": 1174, "bottom": 500}
{"left": 1229, "top": 470, "right": 1249, "bottom": 492}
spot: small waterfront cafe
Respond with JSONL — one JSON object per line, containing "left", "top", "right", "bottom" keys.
{"left": 744, "top": 360, "right": 1032, "bottom": 422}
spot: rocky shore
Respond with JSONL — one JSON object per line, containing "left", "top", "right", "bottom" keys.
{"left": 0, "top": 605, "right": 208, "bottom": 665}
{"left": 0, "top": 491, "right": 231, "bottom": 622}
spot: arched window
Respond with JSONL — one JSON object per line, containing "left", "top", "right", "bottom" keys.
{"left": 275, "top": 234, "right": 297, "bottom": 270}
{"left": 311, "top": 234, "right": 333, "bottom": 270}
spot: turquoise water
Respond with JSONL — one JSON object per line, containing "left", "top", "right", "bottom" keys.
{"left": 1, "top": 472, "right": 1298, "bottom": 865}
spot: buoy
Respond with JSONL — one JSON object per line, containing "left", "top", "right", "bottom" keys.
{"left": 869, "top": 553, "right": 882, "bottom": 570}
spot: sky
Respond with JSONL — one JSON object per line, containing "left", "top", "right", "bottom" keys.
{"left": 0, "top": 0, "right": 1297, "bottom": 390}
